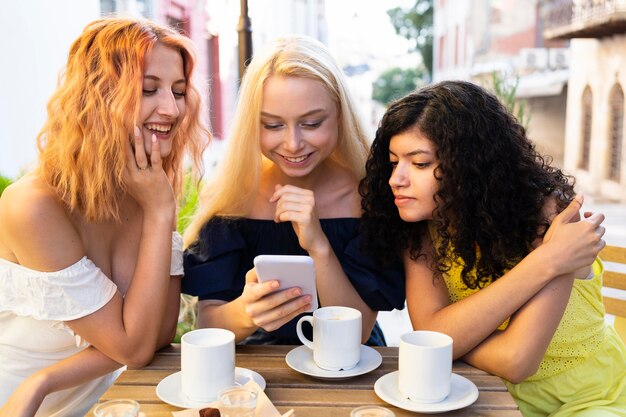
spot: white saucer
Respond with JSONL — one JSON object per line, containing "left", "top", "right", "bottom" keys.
{"left": 374, "top": 371, "right": 478, "bottom": 414}
{"left": 285, "top": 345, "right": 382, "bottom": 379}
{"left": 155, "top": 367, "right": 266, "bottom": 409}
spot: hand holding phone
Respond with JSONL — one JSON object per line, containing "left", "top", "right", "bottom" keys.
{"left": 253, "top": 255, "right": 319, "bottom": 312}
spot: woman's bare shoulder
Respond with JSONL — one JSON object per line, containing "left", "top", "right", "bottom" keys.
{"left": 0, "top": 175, "right": 85, "bottom": 270}
{"left": 0, "top": 176, "right": 66, "bottom": 224}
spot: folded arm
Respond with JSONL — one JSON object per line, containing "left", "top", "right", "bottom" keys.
{"left": 0, "top": 275, "right": 181, "bottom": 417}
{"left": 406, "top": 246, "right": 570, "bottom": 358}
{"left": 462, "top": 273, "right": 574, "bottom": 383}
{"left": 406, "top": 197, "right": 604, "bottom": 359}
{"left": 0, "top": 347, "right": 120, "bottom": 417}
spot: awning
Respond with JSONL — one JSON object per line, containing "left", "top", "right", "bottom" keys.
{"left": 516, "top": 69, "right": 569, "bottom": 98}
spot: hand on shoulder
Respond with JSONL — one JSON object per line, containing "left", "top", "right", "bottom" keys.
{"left": 538, "top": 194, "right": 605, "bottom": 277}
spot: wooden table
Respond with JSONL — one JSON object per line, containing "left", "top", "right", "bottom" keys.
{"left": 86, "top": 345, "right": 522, "bottom": 417}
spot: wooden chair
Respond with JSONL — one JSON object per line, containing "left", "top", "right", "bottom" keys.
{"left": 600, "top": 245, "right": 626, "bottom": 343}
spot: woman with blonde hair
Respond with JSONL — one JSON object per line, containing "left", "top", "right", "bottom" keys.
{"left": 0, "top": 16, "right": 208, "bottom": 416}
{"left": 183, "top": 35, "right": 404, "bottom": 345}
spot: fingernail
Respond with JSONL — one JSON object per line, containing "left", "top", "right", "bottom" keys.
{"left": 293, "top": 289, "right": 302, "bottom": 296}
{"left": 134, "top": 125, "right": 140, "bottom": 137}
{"left": 152, "top": 134, "right": 157, "bottom": 143}
{"left": 574, "top": 192, "right": 583, "bottom": 204}
{"left": 271, "top": 281, "right": 279, "bottom": 289}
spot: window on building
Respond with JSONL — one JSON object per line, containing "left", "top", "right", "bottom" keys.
{"left": 454, "top": 25, "right": 459, "bottom": 67}
{"left": 207, "top": 36, "right": 223, "bottom": 138}
{"left": 579, "top": 86, "right": 593, "bottom": 170}
{"left": 608, "top": 83, "right": 624, "bottom": 182}
{"left": 438, "top": 35, "right": 445, "bottom": 70}
{"left": 167, "top": 16, "right": 189, "bottom": 37}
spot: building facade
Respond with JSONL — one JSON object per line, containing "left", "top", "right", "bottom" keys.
{"left": 543, "top": 0, "right": 626, "bottom": 203}
{"left": 203, "top": 0, "right": 327, "bottom": 140}
{"left": 0, "top": 0, "right": 100, "bottom": 178}
{"left": 433, "top": 0, "right": 570, "bottom": 166}
{"left": 0, "top": 0, "right": 327, "bottom": 179}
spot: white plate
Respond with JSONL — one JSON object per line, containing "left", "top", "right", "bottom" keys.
{"left": 374, "top": 371, "right": 478, "bottom": 414}
{"left": 155, "top": 367, "right": 266, "bottom": 409}
{"left": 285, "top": 345, "right": 382, "bottom": 379}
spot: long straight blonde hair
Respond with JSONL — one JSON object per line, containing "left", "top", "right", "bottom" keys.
{"left": 36, "top": 17, "right": 209, "bottom": 222}
{"left": 184, "top": 35, "right": 370, "bottom": 246}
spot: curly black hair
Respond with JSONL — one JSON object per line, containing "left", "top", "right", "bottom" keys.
{"left": 359, "top": 81, "right": 575, "bottom": 289}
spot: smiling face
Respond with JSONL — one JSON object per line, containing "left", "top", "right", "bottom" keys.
{"left": 388, "top": 129, "right": 440, "bottom": 222}
{"left": 138, "top": 42, "right": 187, "bottom": 157}
{"left": 259, "top": 75, "right": 339, "bottom": 179}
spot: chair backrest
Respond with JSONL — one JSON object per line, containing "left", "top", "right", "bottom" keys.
{"left": 600, "top": 245, "right": 626, "bottom": 343}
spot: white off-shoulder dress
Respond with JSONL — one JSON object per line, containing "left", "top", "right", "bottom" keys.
{"left": 0, "top": 232, "right": 183, "bottom": 417}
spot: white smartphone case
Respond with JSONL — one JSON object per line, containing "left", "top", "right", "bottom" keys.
{"left": 254, "top": 255, "right": 319, "bottom": 312}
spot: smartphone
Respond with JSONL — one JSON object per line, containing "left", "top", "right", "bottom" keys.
{"left": 253, "top": 255, "right": 318, "bottom": 312}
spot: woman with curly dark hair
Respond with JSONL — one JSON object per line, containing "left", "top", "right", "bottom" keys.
{"left": 360, "top": 81, "right": 626, "bottom": 416}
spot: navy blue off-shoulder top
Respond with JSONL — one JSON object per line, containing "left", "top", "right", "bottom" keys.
{"left": 183, "top": 217, "right": 405, "bottom": 345}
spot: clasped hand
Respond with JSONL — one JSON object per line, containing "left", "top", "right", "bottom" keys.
{"left": 270, "top": 184, "right": 328, "bottom": 254}
{"left": 541, "top": 194, "right": 606, "bottom": 276}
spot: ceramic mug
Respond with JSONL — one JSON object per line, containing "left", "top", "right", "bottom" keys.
{"left": 398, "top": 330, "right": 453, "bottom": 403}
{"left": 296, "top": 306, "right": 362, "bottom": 371}
{"left": 181, "top": 328, "right": 235, "bottom": 402}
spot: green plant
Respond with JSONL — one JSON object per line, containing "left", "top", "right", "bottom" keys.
{"left": 490, "top": 72, "right": 531, "bottom": 130}
{"left": 372, "top": 66, "right": 425, "bottom": 106}
{"left": 174, "top": 296, "right": 197, "bottom": 343}
{"left": 176, "top": 168, "right": 201, "bottom": 234}
{"left": 0, "top": 175, "right": 13, "bottom": 197}
{"left": 387, "top": 0, "right": 434, "bottom": 79}
{"left": 174, "top": 169, "right": 202, "bottom": 342}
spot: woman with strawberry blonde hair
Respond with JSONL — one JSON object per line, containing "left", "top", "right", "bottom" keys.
{"left": 0, "top": 16, "right": 208, "bottom": 417}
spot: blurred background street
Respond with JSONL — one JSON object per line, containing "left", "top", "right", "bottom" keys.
{"left": 2, "top": 1, "right": 625, "bottom": 206}
{"left": 1, "top": 0, "right": 625, "bottom": 346}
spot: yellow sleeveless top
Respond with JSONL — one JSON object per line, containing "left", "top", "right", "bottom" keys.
{"left": 440, "top": 242, "right": 606, "bottom": 381}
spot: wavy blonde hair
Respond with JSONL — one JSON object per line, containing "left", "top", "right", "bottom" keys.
{"left": 36, "top": 16, "right": 209, "bottom": 221}
{"left": 185, "top": 35, "right": 370, "bottom": 246}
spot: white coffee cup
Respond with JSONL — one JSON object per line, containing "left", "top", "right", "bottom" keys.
{"left": 181, "top": 328, "right": 235, "bottom": 402}
{"left": 398, "top": 330, "right": 453, "bottom": 403}
{"left": 296, "top": 306, "right": 362, "bottom": 371}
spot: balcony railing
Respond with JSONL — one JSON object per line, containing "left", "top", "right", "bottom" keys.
{"left": 541, "top": 0, "right": 626, "bottom": 39}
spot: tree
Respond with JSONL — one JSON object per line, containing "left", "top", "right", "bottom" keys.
{"left": 490, "top": 72, "right": 531, "bottom": 130}
{"left": 372, "top": 67, "right": 424, "bottom": 106}
{"left": 372, "top": 0, "right": 433, "bottom": 107}
{"left": 387, "top": 0, "right": 433, "bottom": 79}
